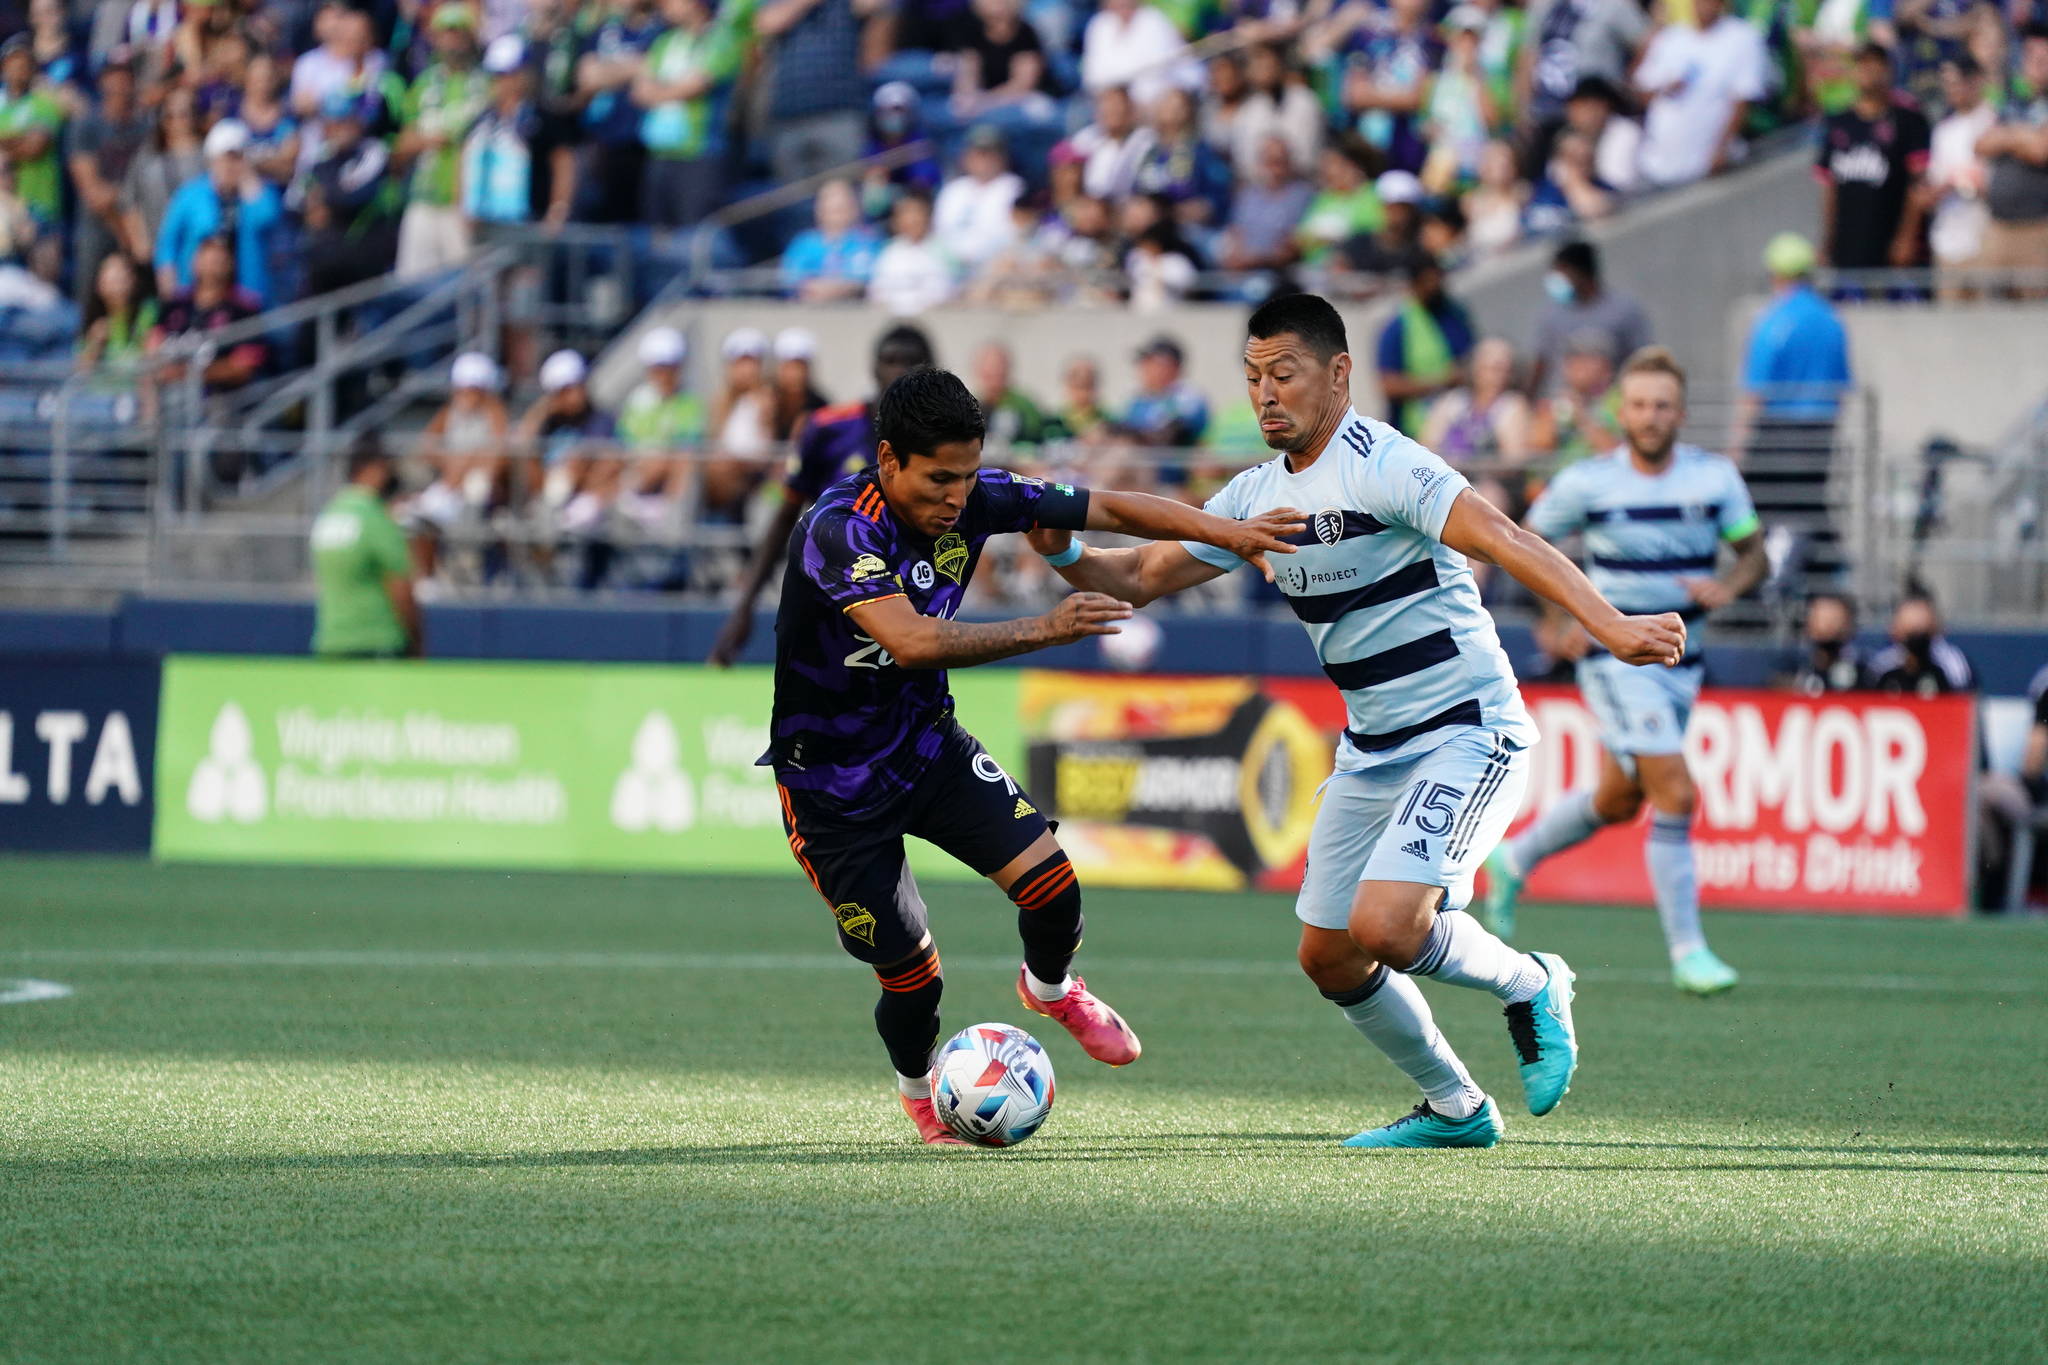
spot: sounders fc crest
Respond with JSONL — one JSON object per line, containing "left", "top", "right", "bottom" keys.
{"left": 833, "top": 902, "right": 878, "bottom": 946}
{"left": 933, "top": 532, "right": 969, "bottom": 582}
{"left": 1313, "top": 508, "right": 1345, "bottom": 546}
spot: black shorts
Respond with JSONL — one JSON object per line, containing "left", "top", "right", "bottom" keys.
{"left": 777, "top": 720, "right": 1052, "bottom": 966}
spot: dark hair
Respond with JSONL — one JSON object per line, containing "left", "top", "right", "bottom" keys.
{"left": 2021, "top": 21, "right": 2048, "bottom": 43}
{"left": 1246, "top": 292, "right": 1348, "bottom": 361}
{"left": 82, "top": 251, "right": 155, "bottom": 335}
{"left": 876, "top": 367, "right": 986, "bottom": 459}
{"left": 874, "top": 322, "right": 935, "bottom": 368}
{"left": 1553, "top": 238, "right": 1599, "bottom": 279}
{"left": 345, "top": 435, "right": 391, "bottom": 476}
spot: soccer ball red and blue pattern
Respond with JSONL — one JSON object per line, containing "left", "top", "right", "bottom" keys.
{"left": 930, "top": 1022, "right": 1056, "bottom": 1147}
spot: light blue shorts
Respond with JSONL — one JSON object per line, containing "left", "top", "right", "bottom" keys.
{"left": 1576, "top": 655, "right": 1703, "bottom": 766}
{"left": 1296, "top": 726, "right": 1531, "bottom": 931}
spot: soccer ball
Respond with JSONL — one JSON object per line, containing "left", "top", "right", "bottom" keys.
{"left": 930, "top": 1022, "right": 1056, "bottom": 1147}
{"left": 1098, "top": 611, "right": 1162, "bottom": 672}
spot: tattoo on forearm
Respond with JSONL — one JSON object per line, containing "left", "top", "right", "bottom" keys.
{"left": 919, "top": 616, "right": 1047, "bottom": 668}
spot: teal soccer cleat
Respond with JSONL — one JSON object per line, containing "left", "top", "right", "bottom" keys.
{"left": 1673, "top": 947, "right": 1739, "bottom": 996}
{"left": 1341, "top": 1097, "right": 1504, "bottom": 1149}
{"left": 1504, "top": 951, "right": 1577, "bottom": 1117}
{"left": 1476, "top": 846, "right": 1523, "bottom": 940}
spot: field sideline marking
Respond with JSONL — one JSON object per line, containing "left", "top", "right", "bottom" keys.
{"left": 0, "top": 978, "right": 74, "bottom": 1005}
{"left": 0, "top": 948, "right": 2036, "bottom": 995}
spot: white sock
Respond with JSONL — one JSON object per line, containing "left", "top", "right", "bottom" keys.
{"left": 1405, "top": 909, "right": 1548, "bottom": 1003}
{"left": 1025, "top": 968, "right": 1071, "bottom": 1002}
{"left": 896, "top": 1070, "right": 931, "bottom": 1099}
{"left": 1327, "top": 968, "right": 1485, "bottom": 1119}
{"left": 1648, "top": 813, "right": 1708, "bottom": 962}
{"left": 1507, "top": 791, "right": 1602, "bottom": 878}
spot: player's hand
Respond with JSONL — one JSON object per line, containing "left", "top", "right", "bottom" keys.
{"left": 1593, "top": 612, "right": 1688, "bottom": 667}
{"left": 1223, "top": 507, "right": 1307, "bottom": 583}
{"left": 707, "top": 611, "right": 752, "bottom": 668}
{"left": 1682, "top": 576, "right": 1735, "bottom": 611}
{"left": 1041, "top": 592, "right": 1133, "bottom": 645}
{"left": 1025, "top": 526, "right": 1072, "bottom": 559}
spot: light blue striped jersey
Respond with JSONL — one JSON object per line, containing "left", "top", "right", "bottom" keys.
{"left": 1525, "top": 444, "right": 1759, "bottom": 636}
{"left": 1182, "top": 407, "right": 1536, "bottom": 772}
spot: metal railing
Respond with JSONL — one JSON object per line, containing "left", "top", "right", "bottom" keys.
{"left": 115, "top": 389, "right": 1881, "bottom": 625}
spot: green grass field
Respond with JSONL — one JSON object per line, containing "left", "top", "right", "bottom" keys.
{"left": 3, "top": 857, "right": 2045, "bottom": 1363}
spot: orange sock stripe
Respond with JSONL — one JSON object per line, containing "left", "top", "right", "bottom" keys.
{"left": 878, "top": 955, "right": 941, "bottom": 991}
{"left": 1010, "top": 858, "right": 1074, "bottom": 906}
{"left": 1018, "top": 867, "right": 1077, "bottom": 910}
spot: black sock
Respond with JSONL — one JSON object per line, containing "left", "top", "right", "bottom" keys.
{"left": 1008, "top": 850, "right": 1083, "bottom": 985}
{"left": 873, "top": 943, "right": 943, "bottom": 1078}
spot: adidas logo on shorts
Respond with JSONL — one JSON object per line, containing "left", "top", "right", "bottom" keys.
{"left": 1401, "top": 838, "right": 1431, "bottom": 860}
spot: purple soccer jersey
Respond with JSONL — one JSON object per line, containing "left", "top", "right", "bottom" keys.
{"left": 760, "top": 466, "right": 1090, "bottom": 817}
{"left": 783, "top": 401, "right": 876, "bottom": 504}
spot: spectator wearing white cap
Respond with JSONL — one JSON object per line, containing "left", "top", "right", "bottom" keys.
{"left": 615, "top": 325, "right": 706, "bottom": 527}
{"left": 711, "top": 326, "right": 774, "bottom": 466}
{"left": 868, "top": 189, "right": 959, "bottom": 316}
{"left": 516, "top": 348, "right": 618, "bottom": 529}
{"left": 1340, "top": 168, "right": 1426, "bottom": 275}
{"left": 462, "top": 35, "right": 578, "bottom": 230}
{"left": 414, "top": 350, "right": 511, "bottom": 536}
{"left": 770, "top": 326, "right": 829, "bottom": 440}
{"left": 153, "top": 117, "right": 284, "bottom": 304}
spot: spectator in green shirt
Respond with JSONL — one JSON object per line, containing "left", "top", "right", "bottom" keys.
{"left": 394, "top": 5, "right": 489, "bottom": 279}
{"left": 311, "top": 440, "right": 421, "bottom": 659}
{"left": 632, "top": 0, "right": 742, "bottom": 229}
{"left": 0, "top": 35, "right": 65, "bottom": 228}
{"left": 1294, "top": 138, "right": 1384, "bottom": 266}
{"left": 971, "top": 340, "right": 1048, "bottom": 456}
{"left": 614, "top": 325, "right": 707, "bottom": 528}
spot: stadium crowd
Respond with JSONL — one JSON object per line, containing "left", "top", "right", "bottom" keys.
{"left": 0, "top": 0, "right": 2036, "bottom": 378}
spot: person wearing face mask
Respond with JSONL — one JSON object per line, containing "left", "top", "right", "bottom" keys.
{"left": 1776, "top": 590, "right": 1877, "bottom": 693}
{"left": 311, "top": 437, "right": 422, "bottom": 659}
{"left": 1527, "top": 238, "right": 1651, "bottom": 398}
{"left": 1872, "top": 588, "right": 1976, "bottom": 696}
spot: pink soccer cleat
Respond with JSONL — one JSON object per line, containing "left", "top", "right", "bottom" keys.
{"left": 899, "top": 1092, "right": 969, "bottom": 1146}
{"left": 1015, "top": 969, "right": 1142, "bottom": 1067}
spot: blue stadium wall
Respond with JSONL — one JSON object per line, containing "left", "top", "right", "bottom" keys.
{"left": 3, "top": 599, "right": 2048, "bottom": 694}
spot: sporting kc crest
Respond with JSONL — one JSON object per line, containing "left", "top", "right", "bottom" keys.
{"left": 1313, "top": 508, "right": 1345, "bottom": 546}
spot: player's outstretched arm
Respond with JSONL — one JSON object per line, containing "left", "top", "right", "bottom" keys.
{"left": 1024, "top": 529, "right": 1231, "bottom": 607}
{"left": 1681, "top": 529, "right": 1769, "bottom": 610}
{"left": 1082, "top": 491, "right": 1305, "bottom": 583}
{"left": 1441, "top": 488, "right": 1689, "bottom": 667}
{"left": 708, "top": 496, "right": 806, "bottom": 666}
{"left": 846, "top": 591, "right": 1133, "bottom": 671}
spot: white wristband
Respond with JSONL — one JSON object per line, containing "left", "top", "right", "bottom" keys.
{"left": 1040, "top": 540, "right": 1085, "bottom": 568}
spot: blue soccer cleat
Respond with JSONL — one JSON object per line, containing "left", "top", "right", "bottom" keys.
{"left": 1476, "top": 846, "right": 1524, "bottom": 940}
{"left": 1341, "top": 1096, "right": 1505, "bottom": 1149}
{"left": 1504, "top": 951, "right": 1578, "bottom": 1117}
{"left": 1672, "top": 946, "right": 1739, "bottom": 996}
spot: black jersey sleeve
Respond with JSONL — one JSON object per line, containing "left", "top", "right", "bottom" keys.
{"left": 975, "top": 468, "right": 1091, "bottom": 534}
